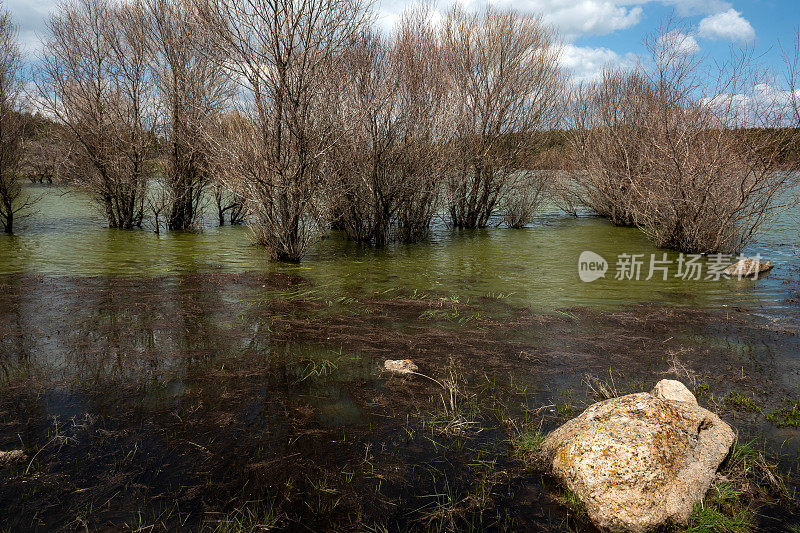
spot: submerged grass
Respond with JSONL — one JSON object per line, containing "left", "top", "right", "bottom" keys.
{"left": 766, "top": 398, "right": 800, "bottom": 428}
{"left": 2, "top": 274, "right": 799, "bottom": 531}
{"left": 512, "top": 429, "right": 545, "bottom": 457}
{"left": 723, "top": 391, "right": 761, "bottom": 413}
{"left": 684, "top": 495, "right": 752, "bottom": 533}
{"left": 681, "top": 439, "right": 796, "bottom": 532}
{"left": 694, "top": 383, "right": 710, "bottom": 400}
{"left": 200, "top": 499, "right": 282, "bottom": 533}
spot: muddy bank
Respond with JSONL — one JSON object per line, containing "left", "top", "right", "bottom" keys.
{"left": 0, "top": 273, "right": 798, "bottom": 531}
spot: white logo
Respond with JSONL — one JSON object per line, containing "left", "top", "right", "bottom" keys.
{"left": 579, "top": 251, "right": 608, "bottom": 282}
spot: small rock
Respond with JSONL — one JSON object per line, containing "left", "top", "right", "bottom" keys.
{"left": 724, "top": 259, "right": 773, "bottom": 278}
{"left": 651, "top": 379, "right": 698, "bottom": 405}
{"left": 384, "top": 359, "right": 418, "bottom": 375}
{"left": 540, "top": 382, "right": 734, "bottom": 533}
{"left": 0, "top": 450, "right": 26, "bottom": 467}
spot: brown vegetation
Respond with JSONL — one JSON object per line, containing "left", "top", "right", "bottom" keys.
{"left": 0, "top": 1, "right": 793, "bottom": 257}
{"left": 20, "top": 118, "right": 76, "bottom": 185}
{"left": 196, "top": 0, "right": 372, "bottom": 261}
{"left": 145, "top": 0, "right": 231, "bottom": 231}
{"left": 39, "top": 0, "right": 157, "bottom": 229}
{"left": 570, "top": 26, "right": 798, "bottom": 253}
{"left": 330, "top": 7, "right": 448, "bottom": 245}
{"left": 0, "top": 6, "right": 34, "bottom": 233}
{"left": 441, "top": 6, "right": 564, "bottom": 229}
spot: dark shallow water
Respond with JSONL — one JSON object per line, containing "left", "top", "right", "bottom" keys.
{"left": 0, "top": 186, "right": 798, "bottom": 531}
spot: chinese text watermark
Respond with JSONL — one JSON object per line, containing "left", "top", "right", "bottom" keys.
{"left": 579, "top": 251, "right": 767, "bottom": 282}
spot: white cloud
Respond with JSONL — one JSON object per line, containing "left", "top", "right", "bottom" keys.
{"left": 488, "top": 0, "right": 643, "bottom": 38}
{"left": 376, "top": 1, "right": 756, "bottom": 45}
{"left": 6, "top": 0, "right": 760, "bottom": 60}
{"left": 702, "top": 84, "right": 799, "bottom": 126}
{"left": 376, "top": 0, "right": 645, "bottom": 38}
{"left": 4, "top": 0, "right": 54, "bottom": 55}
{"left": 560, "top": 44, "right": 640, "bottom": 84}
{"left": 698, "top": 9, "right": 755, "bottom": 43}
{"left": 658, "top": 30, "right": 700, "bottom": 55}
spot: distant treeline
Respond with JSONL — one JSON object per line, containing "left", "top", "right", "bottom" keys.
{"left": 13, "top": 116, "right": 800, "bottom": 179}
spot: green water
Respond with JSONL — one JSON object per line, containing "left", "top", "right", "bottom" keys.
{"left": 2, "top": 184, "right": 798, "bottom": 312}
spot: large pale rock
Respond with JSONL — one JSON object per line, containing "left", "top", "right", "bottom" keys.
{"left": 724, "top": 259, "right": 773, "bottom": 278}
{"left": 540, "top": 386, "right": 734, "bottom": 533}
{"left": 651, "top": 379, "right": 697, "bottom": 405}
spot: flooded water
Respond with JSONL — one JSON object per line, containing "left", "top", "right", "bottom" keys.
{"left": 0, "top": 184, "right": 799, "bottom": 531}
{"left": 3, "top": 185, "right": 799, "bottom": 312}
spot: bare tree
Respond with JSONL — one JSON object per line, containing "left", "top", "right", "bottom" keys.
{"left": 211, "top": 180, "right": 246, "bottom": 226}
{"left": 783, "top": 30, "right": 800, "bottom": 141}
{"left": 392, "top": 7, "right": 450, "bottom": 242}
{"left": 638, "top": 29, "right": 798, "bottom": 253}
{"left": 331, "top": 6, "right": 448, "bottom": 245}
{"left": 570, "top": 24, "right": 798, "bottom": 253}
{"left": 196, "top": 0, "right": 372, "bottom": 261}
{"left": 569, "top": 70, "right": 655, "bottom": 226}
{"left": 440, "top": 6, "right": 564, "bottom": 229}
{"left": 328, "top": 28, "right": 397, "bottom": 244}
{"left": 0, "top": 6, "right": 35, "bottom": 233}
{"left": 501, "top": 171, "right": 547, "bottom": 228}
{"left": 39, "top": 0, "right": 157, "bottom": 229}
{"left": 145, "top": 0, "right": 231, "bottom": 231}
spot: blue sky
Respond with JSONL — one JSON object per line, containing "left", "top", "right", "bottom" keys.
{"left": 568, "top": 0, "right": 800, "bottom": 82}
{"left": 5, "top": 0, "right": 799, "bottom": 86}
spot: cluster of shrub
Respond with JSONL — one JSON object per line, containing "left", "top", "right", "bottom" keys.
{"left": 0, "top": 0, "right": 798, "bottom": 260}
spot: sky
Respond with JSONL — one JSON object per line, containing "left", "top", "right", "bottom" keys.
{"left": 5, "top": 0, "right": 800, "bottom": 86}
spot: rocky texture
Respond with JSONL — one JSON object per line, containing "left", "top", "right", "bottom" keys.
{"left": 651, "top": 379, "right": 697, "bottom": 405}
{"left": 724, "top": 259, "right": 773, "bottom": 278}
{"left": 540, "top": 382, "right": 734, "bottom": 533}
{"left": 0, "top": 450, "right": 26, "bottom": 467}
{"left": 383, "top": 359, "right": 418, "bottom": 375}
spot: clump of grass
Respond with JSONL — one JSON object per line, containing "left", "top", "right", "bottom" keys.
{"left": 201, "top": 499, "right": 282, "bottom": 532}
{"left": 468, "top": 457, "right": 502, "bottom": 511}
{"left": 725, "top": 440, "right": 792, "bottom": 500}
{"left": 513, "top": 429, "right": 545, "bottom": 456}
{"left": 415, "top": 473, "right": 468, "bottom": 531}
{"left": 415, "top": 359, "right": 481, "bottom": 436}
{"left": 419, "top": 307, "right": 480, "bottom": 325}
{"left": 563, "top": 489, "right": 586, "bottom": 515}
{"left": 683, "top": 438, "right": 795, "bottom": 533}
{"left": 679, "top": 438, "right": 796, "bottom": 532}
{"left": 557, "top": 402, "right": 574, "bottom": 420}
{"left": 684, "top": 483, "right": 753, "bottom": 532}
{"left": 584, "top": 373, "right": 619, "bottom": 401}
{"left": 723, "top": 391, "right": 761, "bottom": 413}
{"left": 766, "top": 398, "right": 800, "bottom": 428}
{"left": 694, "top": 382, "right": 710, "bottom": 400}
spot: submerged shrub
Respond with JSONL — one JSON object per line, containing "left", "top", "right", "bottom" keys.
{"left": 501, "top": 171, "right": 547, "bottom": 228}
{"left": 570, "top": 70, "right": 655, "bottom": 226}
{"left": 441, "top": 6, "right": 565, "bottom": 229}
{"left": 569, "top": 25, "right": 798, "bottom": 253}
{"left": 330, "top": 9, "right": 446, "bottom": 246}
